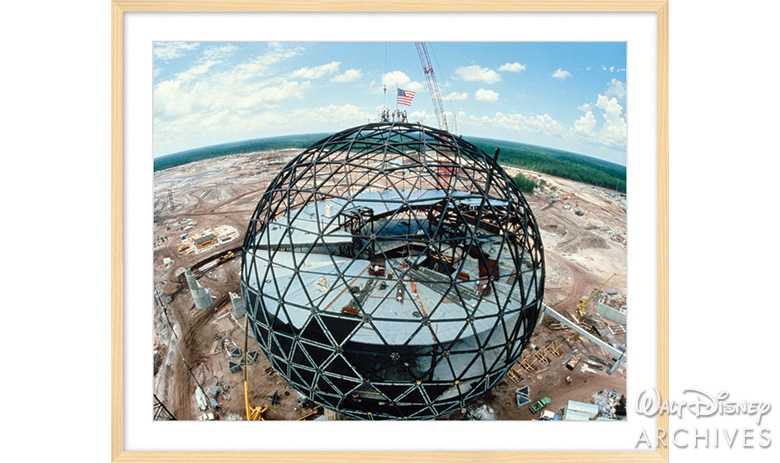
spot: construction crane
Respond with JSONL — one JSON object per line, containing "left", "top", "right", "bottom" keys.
{"left": 243, "top": 316, "right": 267, "bottom": 421}
{"left": 414, "top": 42, "right": 451, "bottom": 132}
{"left": 577, "top": 273, "right": 616, "bottom": 318}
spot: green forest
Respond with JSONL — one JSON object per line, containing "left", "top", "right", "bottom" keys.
{"left": 464, "top": 137, "right": 626, "bottom": 194}
{"left": 153, "top": 133, "right": 330, "bottom": 171}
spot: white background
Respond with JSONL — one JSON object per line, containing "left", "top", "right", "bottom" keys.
{"left": 124, "top": 11, "right": 656, "bottom": 452}
{"left": 1, "top": 0, "right": 778, "bottom": 461}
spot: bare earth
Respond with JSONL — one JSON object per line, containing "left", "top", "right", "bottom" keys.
{"left": 152, "top": 151, "right": 627, "bottom": 421}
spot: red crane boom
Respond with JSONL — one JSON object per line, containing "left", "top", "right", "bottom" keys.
{"left": 414, "top": 42, "right": 449, "bottom": 132}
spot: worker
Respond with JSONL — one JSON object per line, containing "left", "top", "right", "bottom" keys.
{"left": 566, "top": 376, "right": 572, "bottom": 385}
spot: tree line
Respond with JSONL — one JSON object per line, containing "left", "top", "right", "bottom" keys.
{"left": 154, "top": 133, "right": 330, "bottom": 171}
{"left": 154, "top": 132, "right": 627, "bottom": 196}
{"left": 465, "top": 137, "right": 627, "bottom": 194}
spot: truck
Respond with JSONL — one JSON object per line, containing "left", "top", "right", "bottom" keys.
{"left": 529, "top": 396, "right": 551, "bottom": 414}
{"left": 540, "top": 410, "right": 560, "bottom": 420}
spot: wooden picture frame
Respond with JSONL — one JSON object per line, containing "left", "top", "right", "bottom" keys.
{"left": 112, "top": 1, "right": 668, "bottom": 461}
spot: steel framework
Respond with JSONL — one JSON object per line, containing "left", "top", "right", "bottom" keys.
{"left": 153, "top": 394, "right": 176, "bottom": 421}
{"left": 241, "top": 122, "right": 544, "bottom": 420}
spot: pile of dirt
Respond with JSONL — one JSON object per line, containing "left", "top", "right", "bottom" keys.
{"left": 559, "top": 232, "right": 609, "bottom": 253}
{"left": 200, "top": 188, "right": 234, "bottom": 203}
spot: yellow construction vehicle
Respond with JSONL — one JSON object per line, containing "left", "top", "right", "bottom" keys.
{"left": 297, "top": 407, "right": 322, "bottom": 421}
{"left": 577, "top": 273, "right": 616, "bottom": 318}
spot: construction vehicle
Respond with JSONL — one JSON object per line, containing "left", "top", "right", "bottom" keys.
{"left": 529, "top": 396, "right": 551, "bottom": 414}
{"left": 577, "top": 273, "right": 616, "bottom": 318}
{"left": 565, "top": 355, "right": 581, "bottom": 371}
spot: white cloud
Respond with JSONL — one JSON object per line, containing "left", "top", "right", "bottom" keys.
{"left": 444, "top": 91, "right": 468, "bottom": 101}
{"left": 573, "top": 111, "right": 597, "bottom": 135}
{"left": 154, "top": 76, "right": 310, "bottom": 120}
{"left": 154, "top": 42, "right": 200, "bottom": 60}
{"left": 408, "top": 110, "right": 432, "bottom": 123}
{"left": 155, "top": 100, "right": 372, "bottom": 155}
{"left": 229, "top": 44, "right": 304, "bottom": 82}
{"left": 474, "top": 88, "right": 498, "bottom": 103}
{"left": 290, "top": 61, "right": 340, "bottom": 79}
{"left": 175, "top": 60, "right": 220, "bottom": 83}
{"left": 380, "top": 71, "right": 424, "bottom": 93}
{"left": 475, "top": 88, "right": 499, "bottom": 102}
{"left": 455, "top": 65, "right": 501, "bottom": 84}
{"left": 480, "top": 112, "right": 567, "bottom": 136}
{"left": 596, "top": 94, "right": 626, "bottom": 125}
{"left": 288, "top": 103, "right": 372, "bottom": 124}
{"left": 610, "top": 66, "right": 615, "bottom": 72}
{"left": 567, "top": 94, "right": 627, "bottom": 149}
{"left": 552, "top": 68, "right": 572, "bottom": 80}
{"left": 154, "top": 44, "right": 314, "bottom": 154}
{"left": 201, "top": 44, "right": 238, "bottom": 60}
{"left": 404, "top": 109, "right": 456, "bottom": 130}
{"left": 605, "top": 79, "right": 626, "bottom": 100}
{"left": 233, "top": 81, "right": 311, "bottom": 110}
{"left": 497, "top": 62, "right": 526, "bottom": 73}
{"left": 461, "top": 92, "right": 625, "bottom": 153}
{"left": 330, "top": 69, "right": 362, "bottom": 83}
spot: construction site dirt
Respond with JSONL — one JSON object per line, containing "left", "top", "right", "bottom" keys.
{"left": 153, "top": 149, "right": 627, "bottom": 421}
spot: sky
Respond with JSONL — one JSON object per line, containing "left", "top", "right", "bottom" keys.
{"left": 153, "top": 42, "right": 627, "bottom": 165}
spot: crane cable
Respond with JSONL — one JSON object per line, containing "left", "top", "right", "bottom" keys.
{"left": 382, "top": 42, "right": 388, "bottom": 111}
{"left": 429, "top": 44, "right": 459, "bottom": 133}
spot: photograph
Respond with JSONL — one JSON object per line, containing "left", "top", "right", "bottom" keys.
{"left": 8, "top": 0, "right": 780, "bottom": 462}
{"left": 151, "top": 41, "right": 629, "bottom": 422}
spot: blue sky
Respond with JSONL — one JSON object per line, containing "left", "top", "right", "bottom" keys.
{"left": 154, "top": 42, "right": 627, "bottom": 164}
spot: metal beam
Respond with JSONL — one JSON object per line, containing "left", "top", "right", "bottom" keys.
{"left": 540, "top": 303, "right": 626, "bottom": 366}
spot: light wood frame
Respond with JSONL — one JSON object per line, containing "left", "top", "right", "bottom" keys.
{"left": 111, "top": 1, "right": 669, "bottom": 461}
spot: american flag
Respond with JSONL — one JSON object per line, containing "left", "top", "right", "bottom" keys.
{"left": 397, "top": 88, "right": 415, "bottom": 106}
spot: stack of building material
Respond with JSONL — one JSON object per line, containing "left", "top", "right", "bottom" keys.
{"left": 228, "top": 361, "right": 242, "bottom": 373}
{"left": 562, "top": 400, "right": 599, "bottom": 421}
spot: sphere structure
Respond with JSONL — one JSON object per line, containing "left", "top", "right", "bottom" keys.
{"left": 241, "top": 123, "right": 544, "bottom": 420}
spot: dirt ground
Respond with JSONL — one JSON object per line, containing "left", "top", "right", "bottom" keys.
{"left": 152, "top": 152, "right": 627, "bottom": 421}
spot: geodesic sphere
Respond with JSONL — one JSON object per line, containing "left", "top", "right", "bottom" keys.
{"left": 241, "top": 123, "right": 544, "bottom": 420}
